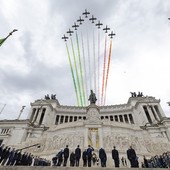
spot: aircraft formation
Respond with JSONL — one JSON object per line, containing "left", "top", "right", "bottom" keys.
{"left": 62, "top": 9, "right": 115, "bottom": 42}
{"left": 62, "top": 9, "right": 116, "bottom": 107}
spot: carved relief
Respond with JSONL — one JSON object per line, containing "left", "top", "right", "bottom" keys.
{"left": 43, "top": 133, "right": 84, "bottom": 152}
{"left": 103, "top": 133, "right": 147, "bottom": 153}
{"left": 86, "top": 108, "right": 101, "bottom": 124}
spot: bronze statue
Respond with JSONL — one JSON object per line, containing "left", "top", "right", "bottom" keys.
{"left": 88, "top": 90, "right": 97, "bottom": 104}
{"left": 51, "top": 94, "right": 56, "bottom": 100}
{"left": 130, "top": 92, "right": 144, "bottom": 97}
{"left": 45, "top": 94, "right": 50, "bottom": 100}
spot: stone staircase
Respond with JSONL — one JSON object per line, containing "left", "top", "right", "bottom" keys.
{"left": 0, "top": 167, "right": 169, "bottom": 170}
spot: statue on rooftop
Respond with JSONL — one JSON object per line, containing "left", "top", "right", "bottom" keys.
{"left": 45, "top": 94, "right": 50, "bottom": 100}
{"left": 88, "top": 90, "right": 97, "bottom": 104}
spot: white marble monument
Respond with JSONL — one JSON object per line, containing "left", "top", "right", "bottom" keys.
{"left": 0, "top": 94, "right": 170, "bottom": 166}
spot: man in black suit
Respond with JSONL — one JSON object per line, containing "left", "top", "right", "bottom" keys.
{"left": 127, "top": 146, "right": 138, "bottom": 167}
{"left": 99, "top": 147, "right": 107, "bottom": 167}
{"left": 112, "top": 146, "right": 120, "bottom": 167}
{"left": 75, "top": 145, "right": 81, "bottom": 166}
{"left": 86, "top": 145, "right": 94, "bottom": 167}
{"left": 63, "top": 145, "right": 69, "bottom": 166}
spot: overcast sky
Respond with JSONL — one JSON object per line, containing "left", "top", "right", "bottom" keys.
{"left": 0, "top": 0, "right": 170, "bottom": 119}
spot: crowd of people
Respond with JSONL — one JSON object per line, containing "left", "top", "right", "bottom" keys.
{"left": 0, "top": 144, "right": 51, "bottom": 166}
{"left": 142, "top": 152, "right": 170, "bottom": 168}
{"left": 1, "top": 143, "right": 170, "bottom": 168}
{"left": 52, "top": 145, "right": 129, "bottom": 168}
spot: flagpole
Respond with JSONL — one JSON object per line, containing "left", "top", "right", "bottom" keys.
{"left": 0, "top": 104, "right": 6, "bottom": 114}
{"left": 5, "top": 29, "right": 18, "bottom": 39}
{"left": 0, "top": 29, "right": 18, "bottom": 46}
{"left": 17, "top": 106, "right": 26, "bottom": 119}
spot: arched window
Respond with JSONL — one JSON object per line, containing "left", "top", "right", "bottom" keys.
{"left": 114, "top": 115, "right": 118, "bottom": 122}
{"left": 110, "top": 116, "right": 113, "bottom": 121}
{"left": 129, "top": 114, "right": 134, "bottom": 124}
{"left": 124, "top": 114, "right": 129, "bottom": 123}
{"left": 55, "top": 115, "right": 60, "bottom": 125}
{"left": 65, "top": 116, "right": 68, "bottom": 123}
{"left": 74, "top": 116, "right": 77, "bottom": 121}
{"left": 101, "top": 116, "right": 104, "bottom": 120}
{"left": 69, "top": 116, "right": 73, "bottom": 122}
{"left": 60, "top": 116, "right": 64, "bottom": 124}
{"left": 39, "top": 108, "right": 46, "bottom": 125}
{"left": 119, "top": 115, "right": 123, "bottom": 122}
{"left": 30, "top": 108, "right": 36, "bottom": 122}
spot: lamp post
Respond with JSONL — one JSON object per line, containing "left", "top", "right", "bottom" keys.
{"left": 17, "top": 106, "right": 26, "bottom": 119}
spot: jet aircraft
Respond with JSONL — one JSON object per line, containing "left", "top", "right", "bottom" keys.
{"left": 96, "top": 21, "right": 103, "bottom": 29}
{"left": 67, "top": 29, "right": 74, "bottom": 36}
{"left": 77, "top": 17, "right": 84, "bottom": 24}
{"left": 108, "top": 31, "right": 116, "bottom": 38}
{"left": 72, "top": 23, "right": 79, "bottom": 30}
{"left": 82, "top": 9, "right": 90, "bottom": 18}
{"left": 103, "top": 25, "right": 110, "bottom": 33}
{"left": 89, "top": 15, "right": 97, "bottom": 23}
{"left": 62, "top": 35, "right": 68, "bottom": 41}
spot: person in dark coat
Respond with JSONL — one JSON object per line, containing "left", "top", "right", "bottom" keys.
{"left": 69, "top": 152, "right": 75, "bottom": 167}
{"left": 56, "top": 150, "right": 63, "bottom": 166}
{"left": 27, "top": 153, "right": 33, "bottom": 166}
{"left": 0, "top": 144, "right": 5, "bottom": 158}
{"left": 87, "top": 145, "right": 94, "bottom": 167}
{"left": 11, "top": 150, "right": 19, "bottom": 165}
{"left": 75, "top": 145, "right": 81, "bottom": 167}
{"left": 1, "top": 147, "right": 10, "bottom": 165}
{"left": 52, "top": 155, "right": 58, "bottom": 166}
{"left": 99, "top": 147, "right": 107, "bottom": 167}
{"left": 127, "top": 146, "right": 138, "bottom": 167}
{"left": 6, "top": 148, "right": 15, "bottom": 166}
{"left": 143, "top": 156, "right": 149, "bottom": 168}
{"left": 15, "top": 151, "right": 22, "bottom": 165}
{"left": 112, "top": 146, "right": 120, "bottom": 167}
{"left": 63, "top": 145, "right": 69, "bottom": 166}
{"left": 0, "top": 146, "right": 10, "bottom": 165}
{"left": 82, "top": 149, "right": 87, "bottom": 167}
{"left": 21, "top": 152, "right": 27, "bottom": 165}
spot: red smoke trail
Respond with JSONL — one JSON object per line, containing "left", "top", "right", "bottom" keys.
{"left": 104, "top": 39, "right": 112, "bottom": 105}
{"left": 101, "top": 35, "right": 107, "bottom": 105}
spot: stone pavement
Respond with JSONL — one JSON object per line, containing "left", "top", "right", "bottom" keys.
{"left": 0, "top": 167, "right": 169, "bottom": 170}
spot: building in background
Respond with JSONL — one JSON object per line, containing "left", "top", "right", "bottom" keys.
{"left": 0, "top": 93, "right": 170, "bottom": 166}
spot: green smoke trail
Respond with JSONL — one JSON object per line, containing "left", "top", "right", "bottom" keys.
{"left": 87, "top": 31, "right": 92, "bottom": 91}
{"left": 71, "top": 37, "right": 83, "bottom": 106}
{"left": 66, "top": 43, "right": 79, "bottom": 106}
{"left": 76, "top": 32, "right": 85, "bottom": 106}
{"left": 81, "top": 32, "right": 87, "bottom": 106}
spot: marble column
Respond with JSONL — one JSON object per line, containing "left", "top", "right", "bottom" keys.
{"left": 84, "top": 127, "right": 88, "bottom": 148}
{"left": 98, "top": 127, "right": 103, "bottom": 148}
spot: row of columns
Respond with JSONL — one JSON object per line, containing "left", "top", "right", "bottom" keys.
{"left": 55, "top": 115, "right": 86, "bottom": 125}
{"left": 143, "top": 105, "right": 162, "bottom": 124}
{"left": 101, "top": 114, "right": 134, "bottom": 124}
{"left": 30, "top": 107, "right": 46, "bottom": 125}
{"left": 55, "top": 113, "right": 134, "bottom": 125}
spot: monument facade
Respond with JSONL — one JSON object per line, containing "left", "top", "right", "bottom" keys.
{"left": 0, "top": 94, "right": 170, "bottom": 166}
